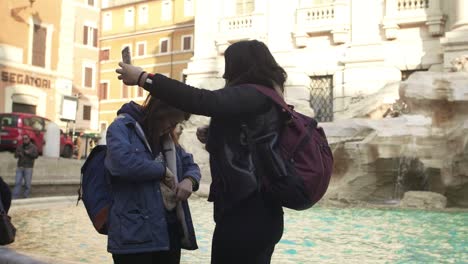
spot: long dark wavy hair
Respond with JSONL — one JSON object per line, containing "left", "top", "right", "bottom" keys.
{"left": 222, "top": 40, "right": 287, "bottom": 91}
{"left": 140, "top": 95, "right": 191, "bottom": 148}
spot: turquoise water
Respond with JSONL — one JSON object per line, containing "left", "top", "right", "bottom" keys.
{"left": 8, "top": 198, "right": 468, "bottom": 263}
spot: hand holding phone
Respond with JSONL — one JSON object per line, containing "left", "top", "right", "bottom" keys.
{"left": 122, "top": 47, "right": 131, "bottom": 64}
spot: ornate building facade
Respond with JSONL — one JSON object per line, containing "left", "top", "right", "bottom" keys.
{"left": 184, "top": 0, "right": 468, "bottom": 121}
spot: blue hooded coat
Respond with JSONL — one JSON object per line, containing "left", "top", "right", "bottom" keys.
{"left": 104, "top": 102, "right": 200, "bottom": 254}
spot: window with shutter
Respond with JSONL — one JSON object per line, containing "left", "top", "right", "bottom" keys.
{"left": 83, "top": 105, "right": 91, "bottom": 121}
{"left": 32, "top": 24, "right": 47, "bottom": 67}
{"left": 183, "top": 36, "right": 192, "bottom": 50}
{"left": 137, "top": 87, "right": 144, "bottom": 97}
{"left": 83, "top": 26, "right": 88, "bottom": 45}
{"left": 84, "top": 67, "right": 93, "bottom": 88}
{"left": 236, "top": 0, "right": 255, "bottom": 15}
{"left": 99, "top": 83, "right": 108, "bottom": 100}
{"left": 160, "top": 39, "right": 168, "bottom": 53}
{"left": 122, "top": 84, "right": 129, "bottom": 98}
{"left": 100, "top": 49, "right": 109, "bottom": 61}
{"left": 138, "top": 43, "right": 145, "bottom": 56}
{"left": 93, "top": 28, "right": 98, "bottom": 47}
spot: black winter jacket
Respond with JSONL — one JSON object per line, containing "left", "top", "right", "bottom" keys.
{"left": 145, "top": 74, "right": 283, "bottom": 219}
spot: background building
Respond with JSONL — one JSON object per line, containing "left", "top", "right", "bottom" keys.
{"left": 0, "top": 0, "right": 65, "bottom": 121}
{"left": 0, "top": 0, "right": 100, "bottom": 134}
{"left": 184, "top": 0, "right": 468, "bottom": 122}
{"left": 98, "top": 0, "right": 195, "bottom": 130}
{"left": 71, "top": 0, "right": 101, "bottom": 134}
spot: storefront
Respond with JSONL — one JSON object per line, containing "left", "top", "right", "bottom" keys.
{"left": 0, "top": 66, "right": 55, "bottom": 118}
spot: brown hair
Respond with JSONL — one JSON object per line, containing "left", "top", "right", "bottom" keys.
{"left": 140, "top": 95, "right": 190, "bottom": 148}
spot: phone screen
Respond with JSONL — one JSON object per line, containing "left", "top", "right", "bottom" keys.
{"left": 122, "top": 47, "right": 131, "bottom": 64}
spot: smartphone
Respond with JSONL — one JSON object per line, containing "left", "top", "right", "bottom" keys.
{"left": 121, "top": 47, "right": 131, "bottom": 64}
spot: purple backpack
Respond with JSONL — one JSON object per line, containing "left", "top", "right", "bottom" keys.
{"left": 249, "top": 85, "right": 334, "bottom": 210}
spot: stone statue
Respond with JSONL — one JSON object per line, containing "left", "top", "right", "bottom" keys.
{"left": 450, "top": 54, "right": 468, "bottom": 72}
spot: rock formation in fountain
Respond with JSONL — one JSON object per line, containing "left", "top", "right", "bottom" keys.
{"left": 178, "top": 56, "right": 468, "bottom": 208}
{"left": 322, "top": 67, "right": 468, "bottom": 208}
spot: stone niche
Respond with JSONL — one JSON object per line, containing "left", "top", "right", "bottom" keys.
{"left": 321, "top": 70, "right": 468, "bottom": 208}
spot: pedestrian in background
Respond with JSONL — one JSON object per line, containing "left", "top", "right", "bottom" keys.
{"left": 13, "top": 134, "right": 38, "bottom": 199}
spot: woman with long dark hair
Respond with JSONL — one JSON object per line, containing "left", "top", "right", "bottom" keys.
{"left": 104, "top": 95, "right": 201, "bottom": 264}
{"left": 116, "top": 40, "right": 286, "bottom": 263}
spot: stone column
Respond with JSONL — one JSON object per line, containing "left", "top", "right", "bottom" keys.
{"left": 440, "top": 0, "right": 468, "bottom": 70}
{"left": 452, "top": 0, "right": 468, "bottom": 30}
{"left": 382, "top": 0, "right": 399, "bottom": 40}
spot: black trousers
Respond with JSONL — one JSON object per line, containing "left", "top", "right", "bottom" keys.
{"left": 113, "top": 220, "right": 181, "bottom": 264}
{"left": 211, "top": 193, "right": 284, "bottom": 264}
{"left": 112, "top": 249, "right": 181, "bottom": 264}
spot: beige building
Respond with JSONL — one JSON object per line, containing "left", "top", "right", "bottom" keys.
{"left": 0, "top": 0, "right": 100, "bottom": 133}
{"left": 0, "top": 0, "right": 64, "bottom": 120}
{"left": 71, "top": 0, "right": 101, "bottom": 133}
{"left": 98, "top": 0, "right": 195, "bottom": 130}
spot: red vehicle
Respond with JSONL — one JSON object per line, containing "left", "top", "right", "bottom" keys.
{"left": 0, "top": 113, "right": 74, "bottom": 158}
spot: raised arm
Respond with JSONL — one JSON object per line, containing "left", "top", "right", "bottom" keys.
{"left": 115, "top": 62, "right": 270, "bottom": 118}
{"left": 143, "top": 74, "right": 270, "bottom": 118}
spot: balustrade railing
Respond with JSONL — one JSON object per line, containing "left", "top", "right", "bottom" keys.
{"left": 397, "top": 0, "right": 429, "bottom": 11}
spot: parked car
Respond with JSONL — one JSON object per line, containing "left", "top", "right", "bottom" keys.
{"left": 0, "top": 113, "right": 74, "bottom": 158}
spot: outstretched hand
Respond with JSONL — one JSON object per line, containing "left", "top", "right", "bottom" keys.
{"left": 116, "top": 62, "right": 143, "bottom": 86}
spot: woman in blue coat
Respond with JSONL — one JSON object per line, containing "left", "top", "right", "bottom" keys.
{"left": 104, "top": 95, "right": 201, "bottom": 264}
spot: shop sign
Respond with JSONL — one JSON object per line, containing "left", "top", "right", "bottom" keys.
{"left": 1, "top": 70, "right": 51, "bottom": 88}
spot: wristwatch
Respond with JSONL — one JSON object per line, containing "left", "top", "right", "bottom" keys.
{"left": 143, "top": 73, "right": 154, "bottom": 90}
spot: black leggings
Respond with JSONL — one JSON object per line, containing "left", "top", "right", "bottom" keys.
{"left": 211, "top": 193, "right": 284, "bottom": 264}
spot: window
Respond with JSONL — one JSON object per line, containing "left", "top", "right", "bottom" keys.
{"left": 84, "top": 66, "right": 93, "bottom": 88}
{"left": 182, "top": 35, "right": 192, "bottom": 51}
{"left": 103, "top": 12, "right": 112, "bottom": 31}
{"left": 122, "top": 84, "right": 129, "bottom": 98}
{"left": 99, "top": 82, "right": 108, "bottom": 100}
{"left": 160, "top": 39, "right": 169, "bottom": 53}
{"left": 24, "top": 117, "right": 44, "bottom": 131}
{"left": 162, "top": 0, "right": 172, "bottom": 21}
{"left": 236, "top": 0, "right": 255, "bottom": 15}
{"left": 125, "top": 8, "right": 134, "bottom": 27}
{"left": 12, "top": 104, "right": 36, "bottom": 114}
{"left": 87, "top": 0, "right": 94, "bottom": 7}
{"left": 309, "top": 75, "right": 333, "bottom": 122}
{"left": 32, "top": 24, "right": 47, "bottom": 67}
{"left": 83, "top": 105, "right": 91, "bottom": 121}
{"left": 137, "top": 42, "right": 146, "bottom": 56}
{"left": 83, "top": 25, "right": 98, "bottom": 47}
{"left": 184, "top": 0, "right": 194, "bottom": 17}
{"left": 138, "top": 5, "right": 148, "bottom": 24}
{"left": 100, "top": 48, "right": 109, "bottom": 61}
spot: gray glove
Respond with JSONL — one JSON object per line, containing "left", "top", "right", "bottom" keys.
{"left": 115, "top": 62, "right": 143, "bottom": 86}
